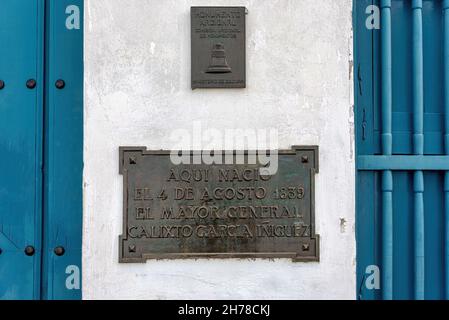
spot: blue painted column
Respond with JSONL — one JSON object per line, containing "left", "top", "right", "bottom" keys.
{"left": 443, "top": 0, "right": 449, "bottom": 300}
{"left": 412, "top": 0, "right": 425, "bottom": 300}
{"left": 413, "top": 171, "right": 425, "bottom": 299}
{"left": 381, "top": 0, "right": 393, "bottom": 300}
{"left": 382, "top": 170, "right": 393, "bottom": 300}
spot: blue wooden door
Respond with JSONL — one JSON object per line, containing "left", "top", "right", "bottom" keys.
{"left": 0, "top": 0, "right": 45, "bottom": 300}
{"left": 355, "top": 0, "right": 449, "bottom": 299}
{"left": 0, "top": 0, "right": 83, "bottom": 300}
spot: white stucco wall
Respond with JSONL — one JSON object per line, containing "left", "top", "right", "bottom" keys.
{"left": 83, "top": 0, "right": 355, "bottom": 299}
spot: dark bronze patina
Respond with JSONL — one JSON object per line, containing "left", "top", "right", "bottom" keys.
{"left": 119, "top": 146, "right": 319, "bottom": 262}
{"left": 191, "top": 7, "right": 246, "bottom": 89}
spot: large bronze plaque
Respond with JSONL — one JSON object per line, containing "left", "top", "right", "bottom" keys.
{"left": 119, "top": 147, "right": 319, "bottom": 262}
{"left": 191, "top": 7, "right": 246, "bottom": 89}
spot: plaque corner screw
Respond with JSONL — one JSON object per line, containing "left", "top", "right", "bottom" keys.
{"left": 129, "top": 157, "right": 137, "bottom": 165}
{"left": 301, "top": 155, "right": 309, "bottom": 163}
{"left": 302, "top": 244, "right": 310, "bottom": 251}
{"left": 129, "top": 245, "right": 136, "bottom": 253}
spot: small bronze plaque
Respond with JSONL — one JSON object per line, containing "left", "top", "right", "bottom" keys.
{"left": 191, "top": 6, "right": 246, "bottom": 89}
{"left": 119, "top": 147, "right": 319, "bottom": 262}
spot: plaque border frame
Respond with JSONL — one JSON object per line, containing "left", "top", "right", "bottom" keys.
{"left": 119, "top": 146, "right": 319, "bottom": 263}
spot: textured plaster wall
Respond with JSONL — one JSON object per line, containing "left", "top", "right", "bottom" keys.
{"left": 83, "top": 0, "right": 355, "bottom": 299}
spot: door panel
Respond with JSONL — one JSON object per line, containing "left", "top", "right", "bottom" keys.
{"left": 0, "top": 0, "right": 45, "bottom": 300}
{"left": 42, "top": 0, "right": 83, "bottom": 300}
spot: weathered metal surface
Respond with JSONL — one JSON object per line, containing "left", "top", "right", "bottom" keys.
{"left": 191, "top": 6, "right": 246, "bottom": 89}
{"left": 119, "top": 146, "right": 319, "bottom": 262}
